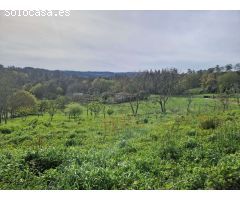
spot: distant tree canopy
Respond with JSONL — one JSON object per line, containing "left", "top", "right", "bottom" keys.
{"left": 218, "top": 72, "right": 240, "bottom": 93}
{"left": 0, "top": 63, "right": 240, "bottom": 121}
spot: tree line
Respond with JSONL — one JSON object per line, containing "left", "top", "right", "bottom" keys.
{"left": 0, "top": 63, "right": 239, "bottom": 123}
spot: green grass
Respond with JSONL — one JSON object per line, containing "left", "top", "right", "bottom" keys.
{"left": 0, "top": 97, "right": 240, "bottom": 189}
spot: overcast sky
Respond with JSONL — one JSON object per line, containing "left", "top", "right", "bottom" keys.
{"left": 0, "top": 11, "right": 239, "bottom": 72}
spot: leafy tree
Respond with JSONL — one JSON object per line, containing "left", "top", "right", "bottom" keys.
{"left": 30, "top": 83, "right": 45, "bottom": 99}
{"left": 218, "top": 72, "right": 240, "bottom": 93}
{"left": 0, "top": 67, "right": 24, "bottom": 123}
{"left": 235, "top": 63, "right": 240, "bottom": 71}
{"left": 88, "top": 102, "right": 101, "bottom": 117}
{"left": 201, "top": 73, "right": 218, "bottom": 93}
{"left": 64, "top": 103, "right": 83, "bottom": 119}
{"left": 47, "top": 100, "right": 57, "bottom": 121}
{"left": 37, "top": 100, "right": 49, "bottom": 116}
{"left": 8, "top": 90, "right": 37, "bottom": 118}
{"left": 55, "top": 96, "right": 69, "bottom": 111}
{"left": 91, "top": 78, "right": 114, "bottom": 95}
{"left": 225, "top": 64, "right": 233, "bottom": 72}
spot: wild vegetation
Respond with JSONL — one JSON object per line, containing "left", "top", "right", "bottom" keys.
{"left": 0, "top": 63, "right": 239, "bottom": 189}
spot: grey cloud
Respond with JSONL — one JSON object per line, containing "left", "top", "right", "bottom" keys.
{"left": 0, "top": 10, "right": 239, "bottom": 72}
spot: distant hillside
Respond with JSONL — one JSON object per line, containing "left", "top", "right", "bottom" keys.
{"left": 63, "top": 71, "right": 137, "bottom": 78}
{"left": 10, "top": 66, "right": 137, "bottom": 78}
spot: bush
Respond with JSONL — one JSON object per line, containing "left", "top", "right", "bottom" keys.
{"left": 27, "top": 119, "right": 38, "bottom": 128}
{"left": 175, "top": 167, "right": 208, "bottom": 189}
{"left": 63, "top": 164, "right": 115, "bottom": 189}
{"left": 143, "top": 118, "right": 148, "bottom": 124}
{"left": 0, "top": 127, "right": 12, "bottom": 134}
{"left": 184, "top": 139, "right": 199, "bottom": 149}
{"left": 88, "top": 102, "right": 101, "bottom": 117}
{"left": 9, "top": 135, "right": 32, "bottom": 145}
{"left": 199, "top": 117, "right": 220, "bottom": 130}
{"left": 65, "top": 139, "right": 78, "bottom": 147}
{"left": 23, "top": 149, "right": 63, "bottom": 174}
{"left": 69, "top": 133, "right": 76, "bottom": 139}
{"left": 186, "top": 129, "right": 197, "bottom": 136}
{"left": 118, "top": 140, "right": 137, "bottom": 153}
{"left": 107, "top": 108, "right": 114, "bottom": 116}
{"left": 65, "top": 103, "right": 83, "bottom": 119}
{"left": 206, "top": 153, "right": 240, "bottom": 189}
{"left": 159, "top": 145, "right": 181, "bottom": 160}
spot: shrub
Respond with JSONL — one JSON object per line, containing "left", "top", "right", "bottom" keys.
{"left": 159, "top": 145, "right": 181, "bottom": 160}
{"left": 118, "top": 139, "right": 127, "bottom": 148}
{"left": 107, "top": 108, "right": 114, "bottom": 116}
{"left": 65, "top": 139, "right": 78, "bottom": 147}
{"left": 0, "top": 127, "right": 12, "bottom": 134}
{"left": 150, "top": 134, "right": 158, "bottom": 141}
{"left": 9, "top": 135, "right": 32, "bottom": 145}
{"left": 64, "top": 103, "right": 83, "bottom": 119}
{"left": 135, "top": 159, "right": 153, "bottom": 173}
{"left": 43, "top": 122, "right": 51, "bottom": 127}
{"left": 206, "top": 153, "right": 240, "bottom": 189}
{"left": 175, "top": 167, "right": 208, "bottom": 189}
{"left": 118, "top": 140, "right": 137, "bottom": 153}
{"left": 208, "top": 134, "right": 217, "bottom": 142}
{"left": 143, "top": 118, "right": 148, "bottom": 124}
{"left": 63, "top": 164, "right": 114, "bottom": 189}
{"left": 184, "top": 139, "right": 199, "bottom": 149}
{"left": 199, "top": 117, "right": 220, "bottom": 130}
{"left": 186, "top": 129, "right": 197, "bottom": 136}
{"left": 23, "top": 149, "right": 63, "bottom": 174}
{"left": 69, "top": 133, "right": 76, "bottom": 139}
{"left": 28, "top": 119, "right": 38, "bottom": 128}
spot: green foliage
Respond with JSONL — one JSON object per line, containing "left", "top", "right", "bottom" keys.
{"left": 184, "top": 139, "right": 199, "bottom": 149}
{"left": 199, "top": 116, "right": 220, "bottom": 130}
{"left": 8, "top": 90, "right": 37, "bottom": 117}
{"left": 218, "top": 72, "right": 240, "bottom": 93}
{"left": 186, "top": 129, "right": 197, "bottom": 136}
{"left": 55, "top": 96, "right": 69, "bottom": 110}
{"left": 65, "top": 139, "right": 78, "bottom": 147}
{"left": 107, "top": 108, "right": 114, "bottom": 116}
{"left": 64, "top": 103, "right": 83, "bottom": 119}
{"left": 88, "top": 102, "right": 101, "bottom": 117}
{"left": 0, "top": 126, "right": 12, "bottom": 134}
{"left": 143, "top": 118, "right": 148, "bottom": 124}
{"left": 206, "top": 153, "right": 240, "bottom": 189}
{"left": 159, "top": 144, "right": 182, "bottom": 160}
{"left": 47, "top": 100, "right": 57, "bottom": 121}
{"left": 37, "top": 100, "right": 48, "bottom": 114}
{"left": 23, "top": 149, "right": 63, "bottom": 175}
{"left": 0, "top": 97, "right": 239, "bottom": 189}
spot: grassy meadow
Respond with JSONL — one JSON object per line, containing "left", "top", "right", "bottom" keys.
{"left": 0, "top": 96, "right": 240, "bottom": 189}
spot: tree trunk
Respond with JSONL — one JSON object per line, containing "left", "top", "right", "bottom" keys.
{"left": 129, "top": 100, "right": 139, "bottom": 117}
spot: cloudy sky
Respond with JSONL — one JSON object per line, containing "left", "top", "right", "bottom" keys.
{"left": 0, "top": 11, "right": 239, "bottom": 72}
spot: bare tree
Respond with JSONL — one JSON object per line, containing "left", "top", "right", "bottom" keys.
{"left": 152, "top": 69, "right": 179, "bottom": 114}
{"left": 129, "top": 96, "right": 140, "bottom": 117}
{"left": 158, "top": 95, "right": 169, "bottom": 113}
